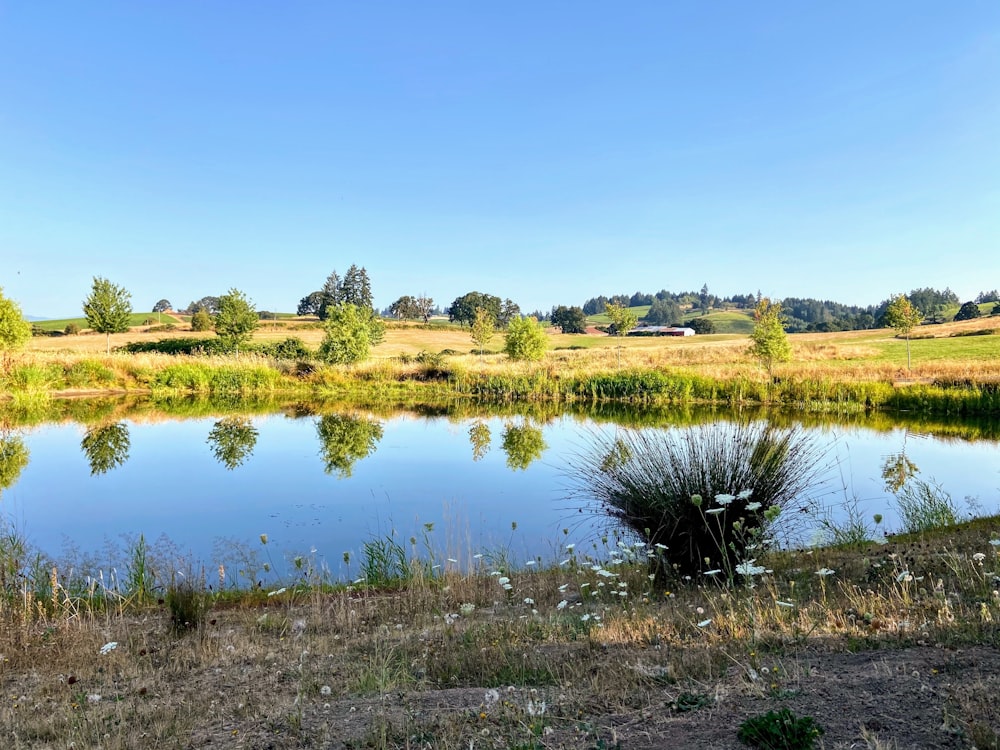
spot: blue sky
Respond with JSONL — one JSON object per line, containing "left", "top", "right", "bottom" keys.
{"left": 1, "top": 2, "right": 998, "bottom": 318}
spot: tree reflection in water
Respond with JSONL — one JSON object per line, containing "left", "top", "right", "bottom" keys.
{"left": 206, "top": 417, "right": 259, "bottom": 470}
{"left": 81, "top": 422, "right": 131, "bottom": 476}
{"left": 316, "top": 413, "right": 384, "bottom": 478}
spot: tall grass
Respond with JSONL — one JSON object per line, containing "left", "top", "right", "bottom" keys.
{"left": 569, "top": 422, "right": 828, "bottom": 577}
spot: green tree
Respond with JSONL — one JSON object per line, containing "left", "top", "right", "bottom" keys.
{"left": 643, "top": 297, "right": 682, "bottom": 326}
{"left": 0, "top": 433, "right": 29, "bottom": 494}
{"left": 207, "top": 417, "right": 259, "bottom": 470}
{"left": 297, "top": 291, "right": 325, "bottom": 317}
{"left": 316, "top": 413, "right": 384, "bottom": 478}
{"left": 884, "top": 294, "right": 923, "bottom": 370}
{"left": 748, "top": 297, "right": 791, "bottom": 375}
{"left": 152, "top": 299, "right": 172, "bottom": 313}
{"left": 954, "top": 301, "right": 983, "bottom": 321}
{"left": 318, "top": 270, "right": 342, "bottom": 320}
{"left": 83, "top": 276, "right": 133, "bottom": 354}
{"left": 448, "top": 291, "right": 502, "bottom": 327}
{"left": 190, "top": 310, "right": 213, "bottom": 332}
{"left": 214, "top": 288, "right": 258, "bottom": 352}
{"left": 0, "top": 288, "right": 32, "bottom": 370}
{"left": 550, "top": 305, "right": 587, "bottom": 334}
{"left": 470, "top": 306, "right": 496, "bottom": 359}
{"left": 468, "top": 420, "right": 492, "bottom": 461}
{"left": 503, "top": 316, "right": 547, "bottom": 361}
{"left": 604, "top": 302, "right": 638, "bottom": 367}
{"left": 80, "top": 422, "right": 131, "bottom": 475}
{"left": 318, "top": 303, "right": 385, "bottom": 364}
{"left": 501, "top": 422, "right": 546, "bottom": 470}
{"left": 687, "top": 317, "right": 716, "bottom": 334}
{"left": 340, "top": 264, "right": 373, "bottom": 310}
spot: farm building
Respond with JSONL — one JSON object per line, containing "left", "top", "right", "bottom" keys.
{"left": 627, "top": 326, "right": 696, "bottom": 337}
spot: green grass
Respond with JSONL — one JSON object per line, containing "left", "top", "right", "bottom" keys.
{"left": 32, "top": 313, "right": 178, "bottom": 332}
{"left": 682, "top": 309, "right": 755, "bottom": 334}
{"left": 867, "top": 332, "right": 1000, "bottom": 365}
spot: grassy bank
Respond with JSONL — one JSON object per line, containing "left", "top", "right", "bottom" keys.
{"left": 2, "top": 514, "right": 1000, "bottom": 748}
{"left": 5, "top": 316, "right": 1000, "bottom": 417}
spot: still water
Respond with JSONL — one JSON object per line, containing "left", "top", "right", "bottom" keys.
{"left": 1, "top": 406, "right": 998, "bottom": 580}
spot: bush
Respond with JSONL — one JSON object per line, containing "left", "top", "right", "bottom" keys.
{"left": 190, "top": 310, "right": 213, "bottom": 331}
{"left": 260, "top": 336, "right": 311, "bottom": 360}
{"left": 504, "top": 316, "right": 547, "bottom": 361}
{"left": 570, "top": 422, "right": 826, "bottom": 578}
{"left": 893, "top": 477, "right": 958, "bottom": 533}
{"left": 165, "top": 573, "right": 210, "bottom": 633}
{"left": 64, "top": 322, "right": 80, "bottom": 335}
{"left": 737, "top": 709, "right": 823, "bottom": 749}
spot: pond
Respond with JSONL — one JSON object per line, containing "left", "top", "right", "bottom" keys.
{"left": 0, "top": 402, "right": 998, "bottom": 584}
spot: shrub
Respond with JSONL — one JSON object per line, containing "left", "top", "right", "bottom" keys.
{"left": 65, "top": 360, "right": 116, "bottom": 387}
{"left": 64, "top": 322, "right": 80, "bottom": 335}
{"left": 190, "top": 310, "right": 213, "bottom": 332}
{"left": 504, "top": 316, "right": 547, "bottom": 361}
{"left": 893, "top": 477, "right": 958, "bottom": 533}
{"left": 570, "top": 421, "right": 826, "bottom": 578}
{"left": 737, "top": 708, "right": 823, "bottom": 750}
{"left": 165, "top": 573, "right": 210, "bottom": 633}
{"left": 261, "top": 336, "right": 311, "bottom": 360}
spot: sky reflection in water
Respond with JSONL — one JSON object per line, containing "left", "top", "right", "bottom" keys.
{"left": 1, "top": 411, "right": 998, "bottom": 580}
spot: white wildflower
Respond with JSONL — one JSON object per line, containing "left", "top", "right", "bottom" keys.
{"left": 497, "top": 576, "right": 510, "bottom": 586}
{"left": 99, "top": 641, "right": 118, "bottom": 655}
{"left": 736, "top": 560, "right": 766, "bottom": 576}
{"left": 556, "top": 600, "right": 568, "bottom": 610}
{"left": 320, "top": 685, "right": 332, "bottom": 696}
{"left": 973, "top": 552, "right": 987, "bottom": 562}
{"left": 523, "top": 598, "right": 535, "bottom": 606}
{"left": 776, "top": 600, "right": 795, "bottom": 608}
{"left": 738, "top": 489, "right": 753, "bottom": 499}
{"left": 267, "top": 587, "right": 286, "bottom": 597}
{"left": 897, "top": 571, "right": 913, "bottom": 583}
{"left": 704, "top": 569, "right": 722, "bottom": 576}
{"left": 746, "top": 502, "right": 762, "bottom": 512}
{"left": 705, "top": 507, "right": 725, "bottom": 515}
{"left": 697, "top": 619, "right": 712, "bottom": 628}
{"left": 715, "top": 493, "right": 735, "bottom": 505}
{"left": 566, "top": 543, "right": 575, "bottom": 551}
{"left": 815, "top": 568, "right": 835, "bottom": 577}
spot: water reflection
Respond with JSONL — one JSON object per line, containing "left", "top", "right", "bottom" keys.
{"left": 0, "top": 433, "right": 29, "bottom": 493}
{"left": 80, "top": 422, "right": 131, "bottom": 476}
{"left": 468, "top": 420, "right": 491, "bottom": 461}
{"left": 501, "top": 420, "right": 547, "bottom": 471}
{"left": 206, "top": 417, "right": 259, "bottom": 470}
{"left": 880, "top": 431, "right": 920, "bottom": 493}
{"left": 316, "top": 413, "right": 384, "bottom": 478}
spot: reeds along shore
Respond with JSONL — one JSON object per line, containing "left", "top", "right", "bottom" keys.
{"left": 3, "top": 342, "right": 1000, "bottom": 418}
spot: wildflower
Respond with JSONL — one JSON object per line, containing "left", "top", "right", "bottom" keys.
{"left": 705, "top": 507, "right": 725, "bottom": 515}
{"left": 736, "top": 560, "right": 766, "bottom": 576}
{"left": 973, "top": 552, "right": 987, "bottom": 562}
{"left": 559, "top": 559, "right": 570, "bottom": 566}
{"left": 473, "top": 553, "right": 484, "bottom": 559}
{"left": 320, "top": 685, "right": 332, "bottom": 696}
{"left": 99, "top": 642, "right": 118, "bottom": 655}
{"left": 897, "top": 571, "right": 913, "bottom": 583}
{"left": 526, "top": 699, "right": 546, "bottom": 716}
{"left": 691, "top": 494, "right": 703, "bottom": 507}
{"left": 484, "top": 688, "right": 500, "bottom": 707}
{"left": 990, "top": 539, "right": 1000, "bottom": 547}
{"left": 655, "top": 543, "right": 668, "bottom": 550}
{"left": 715, "top": 493, "right": 735, "bottom": 505}
{"left": 497, "top": 576, "right": 510, "bottom": 586}
{"left": 815, "top": 568, "right": 835, "bottom": 577}
{"left": 558, "top": 583, "right": 569, "bottom": 592}
{"left": 502, "top": 583, "right": 513, "bottom": 591}
{"left": 738, "top": 489, "right": 753, "bottom": 499}
{"left": 596, "top": 568, "right": 616, "bottom": 578}
{"left": 267, "top": 587, "right": 287, "bottom": 597}
{"left": 746, "top": 502, "right": 762, "bottom": 512}
{"left": 523, "top": 598, "right": 535, "bottom": 606}
{"left": 581, "top": 613, "right": 591, "bottom": 622}
{"left": 87, "top": 694, "right": 102, "bottom": 704}
{"left": 566, "top": 543, "right": 576, "bottom": 551}
{"left": 704, "top": 569, "right": 722, "bottom": 577}
{"left": 525, "top": 560, "right": 537, "bottom": 566}
{"left": 443, "top": 614, "right": 459, "bottom": 626}
{"left": 697, "top": 619, "right": 712, "bottom": 627}
{"left": 259, "top": 533, "right": 268, "bottom": 545}
{"left": 447, "top": 558, "right": 458, "bottom": 564}
{"left": 460, "top": 603, "right": 476, "bottom": 616}
{"left": 776, "top": 600, "right": 795, "bottom": 608}
{"left": 556, "top": 600, "right": 568, "bottom": 610}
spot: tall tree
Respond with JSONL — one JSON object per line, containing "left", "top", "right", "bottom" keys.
{"left": 448, "top": 291, "right": 502, "bottom": 327}
{"left": 389, "top": 295, "right": 421, "bottom": 320}
{"left": 0, "top": 287, "right": 32, "bottom": 370}
{"left": 340, "top": 265, "right": 373, "bottom": 310}
{"left": 297, "top": 291, "right": 325, "bottom": 317}
{"left": 747, "top": 297, "right": 791, "bottom": 375}
{"left": 318, "top": 270, "right": 342, "bottom": 320}
{"left": 152, "top": 299, "right": 172, "bottom": 313}
{"left": 550, "top": 305, "right": 587, "bottom": 334}
{"left": 83, "top": 276, "right": 133, "bottom": 354}
{"left": 954, "top": 301, "right": 983, "bottom": 321}
{"left": 214, "top": 288, "right": 258, "bottom": 352}
{"left": 415, "top": 295, "right": 434, "bottom": 323}
{"left": 884, "top": 294, "right": 923, "bottom": 370}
